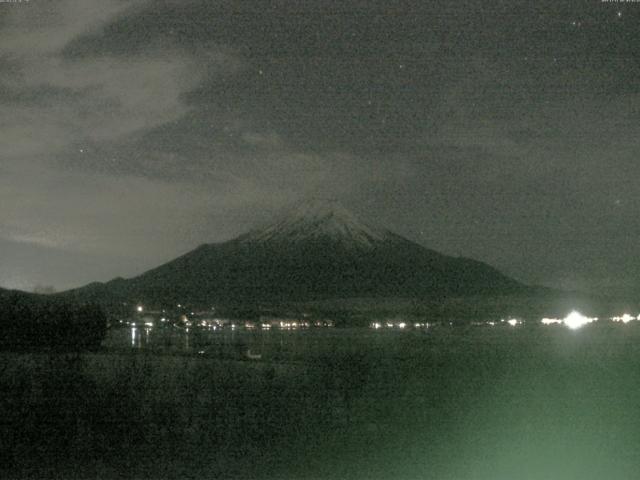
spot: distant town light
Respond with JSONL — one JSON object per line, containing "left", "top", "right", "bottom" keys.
{"left": 541, "top": 317, "right": 562, "bottom": 325}
{"left": 563, "top": 311, "right": 595, "bottom": 330}
{"left": 612, "top": 313, "right": 635, "bottom": 324}
{"left": 136, "top": 305, "right": 143, "bottom": 313}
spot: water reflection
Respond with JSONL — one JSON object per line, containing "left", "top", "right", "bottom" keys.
{"left": 129, "top": 325, "right": 152, "bottom": 349}
{"left": 109, "top": 322, "right": 351, "bottom": 362}
{"left": 113, "top": 311, "right": 640, "bottom": 359}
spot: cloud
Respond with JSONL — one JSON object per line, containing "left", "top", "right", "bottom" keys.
{"left": 241, "top": 131, "right": 285, "bottom": 149}
{"left": 0, "top": 0, "right": 136, "bottom": 56}
{"left": 0, "top": 0, "right": 233, "bottom": 161}
{"left": 0, "top": 146, "right": 351, "bottom": 260}
{"left": 416, "top": 56, "right": 640, "bottom": 194}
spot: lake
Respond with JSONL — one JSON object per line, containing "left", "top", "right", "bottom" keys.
{"left": 3, "top": 322, "right": 640, "bottom": 479}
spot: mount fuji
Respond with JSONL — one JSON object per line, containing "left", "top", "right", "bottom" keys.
{"left": 61, "top": 199, "right": 526, "bottom": 307}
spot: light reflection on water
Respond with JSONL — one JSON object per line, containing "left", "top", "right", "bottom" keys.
{"left": 116, "top": 314, "right": 640, "bottom": 361}
{"left": 107, "top": 319, "right": 640, "bottom": 363}
{"left": 128, "top": 326, "right": 152, "bottom": 349}
{"left": 108, "top": 325, "right": 385, "bottom": 361}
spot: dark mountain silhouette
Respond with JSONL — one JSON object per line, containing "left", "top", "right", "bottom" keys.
{"left": 59, "top": 199, "right": 526, "bottom": 308}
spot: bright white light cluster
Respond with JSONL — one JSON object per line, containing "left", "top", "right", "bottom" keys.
{"left": 370, "top": 321, "right": 430, "bottom": 330}
{"left": 611, "top": 313, "right": 639, "bottom": 324}
{"left": 539, "top": 311, "right": 597, "bottom": 329}
{"left": 541, "top": 317, "right": 563, "bottom": 325}
{"left": 563, "top": 311, "right": 597, "bottom": 330}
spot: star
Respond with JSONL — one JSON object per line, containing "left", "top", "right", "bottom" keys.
{"left": 617, "top": 11, "right": 623, "bottom": 18}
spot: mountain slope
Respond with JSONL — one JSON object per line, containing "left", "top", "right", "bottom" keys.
{"left": 61, "top": 199, "right": 526, "bottom": 306}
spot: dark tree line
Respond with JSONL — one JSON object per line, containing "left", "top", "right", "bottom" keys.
{"left": 0, "top": 294, "right": 107, "bottom": 351}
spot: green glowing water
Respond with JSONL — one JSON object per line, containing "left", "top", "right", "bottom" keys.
{"left": 3, "top": 324, "right": 640, "bottom": 479}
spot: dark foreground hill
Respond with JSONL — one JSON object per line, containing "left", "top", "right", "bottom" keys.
{"left": 60, "top": 199, "right": 527, "bottom": 309}
{"left": 0, "top": 288, "right": 106, "bottom": 350}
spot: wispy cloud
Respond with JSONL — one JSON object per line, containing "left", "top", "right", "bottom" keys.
{"left": 0, "top": 0, "right": 227, "bottom": 160}
{"left": 0, "top": 0, "right": 136, "bottom": 56}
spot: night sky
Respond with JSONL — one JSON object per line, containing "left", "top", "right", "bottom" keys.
{"left": 1, "top": 0, "right": 639, "bottom": 294}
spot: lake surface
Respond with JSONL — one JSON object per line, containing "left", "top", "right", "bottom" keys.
{"left": 5, "top": 322, "right": 640, "bottom": 480}
{"left": 105, "top": 323, "right": 432, "bottom": 360}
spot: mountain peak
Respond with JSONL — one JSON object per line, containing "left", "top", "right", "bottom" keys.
{"left": 60, "top": 199, "right": 526, "bottom": 306}
{"left": 239, "top": 198, "right": 393, "bottom": 248}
